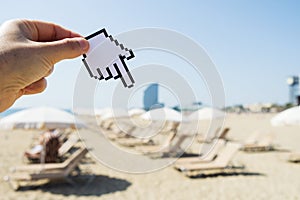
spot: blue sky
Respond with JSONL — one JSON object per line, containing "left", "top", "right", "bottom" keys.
{"left": 1, "top": 0, "right": 299, "bottom": 109}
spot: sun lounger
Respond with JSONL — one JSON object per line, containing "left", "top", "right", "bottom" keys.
{"left": 167, "top": 134, "right": 191, "bottom": 154}
{"left": 116, "top": 137, "right": 154, "bottom": 147}
{"left": 176, "top": 122, "right": 198, "bottom": 137}
{"left": 241, "top": 132, "right": 275, "bottom": 152}
{"left": 135, "top": 132, "right": 193, "bottom": 158}
{"left": 99, "top": 118, "right": 114, "bottom": 130}
{"left": 287, "top": 152, "right": 300, "bottom": 163}
{"left": 174, "top": 139, "right": 226, "bottom": 165}
{"left": 243, "top": 131, "right": 261, "bottom": 145}
{"left": 135, "top": 131, "right": 177, "bottom": 153}
{"left": 24, "top": 132, "right": 60, "bottom": 163}
{"left": 115, "top": 127, "right": 156, "bottom": 147}
{"left": 104, "top": 123, "right": 136, "bottom": 141}
{"left": 24, "top": 133, "right": 79, "bottom": 163}
{"left": 115, "top": 122, "right": 180, "bottom": 147}
{"left": 58, "top": 134, "right": 79, "bottom": 156}
{"left": 198, "top": 127, "right": 230, "bottom": 143}
{"left": 5, "top": 147, "right": 88, "bottom": 190}
{"left": 174, "top": 142, "right": 243, "bottom": 177}
{"left": 134, "top": 122, "right": 198, "bottom": 156}
{"left": 218, "top": 128, "right": 230, "bottom": 140}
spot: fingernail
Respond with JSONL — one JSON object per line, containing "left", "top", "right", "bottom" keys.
{"left": 77, "top": 38, "right": 89, "bottom": 52}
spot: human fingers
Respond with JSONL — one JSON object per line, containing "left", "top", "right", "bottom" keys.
{"left": 19, "top": 20, "right": 82, "bottom": 42}
{"left": 23, "top": 78, "right": 47, "bottom": 95}
{"left": 37, "top": 37, "right": 89, "bottom": 63}
{"left": 0, "top": 90, "right": 23, "bottom": 112}
{"left": 45, "top": 67, "right": 54, "bottom": 77}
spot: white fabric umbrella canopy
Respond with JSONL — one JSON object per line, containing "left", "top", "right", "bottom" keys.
{"left": 141, "top": 107, "right": 182, "bottom": 122}
{"left": 73, "top": 107, "right": 94, "bottom": 116}
{"left": 128, "top": 108, "right": 145, "bottom": 116}
{"left": 94, "top": 107, "right": 113, "bottom": 117}
{"left": 0, "top": 107, "right": 85, "bottom": 130}
{"left": 188, "top": 107, "right": 225, "bottom": 121}
{"left": 271, "top": 106, "right": 300, "bottom": 126}
{"left": 99, "top": 108, "right": 129, "bottom": 120}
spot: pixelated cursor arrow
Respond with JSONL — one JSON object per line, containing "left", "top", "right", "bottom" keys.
{"left": 82, "top": 29, "right": 135, "bottom": 88}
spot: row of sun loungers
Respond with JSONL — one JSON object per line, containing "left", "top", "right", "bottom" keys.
{"left": 5, "top": 117, "right": 294, "bottom": 190}
{"left": 99, "top": 117, "right": 292, "bottom": 177}
{"left": 99, "top": 119, "right": 248, "bottom": 177}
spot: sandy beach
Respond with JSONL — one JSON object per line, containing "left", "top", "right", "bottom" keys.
{"left": 1, "top": 113, "right": 300, "bottom": 200}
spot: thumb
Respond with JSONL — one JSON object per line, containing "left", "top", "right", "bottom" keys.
{"left": 39, "top": 37, "right": 89, "bottom": 63}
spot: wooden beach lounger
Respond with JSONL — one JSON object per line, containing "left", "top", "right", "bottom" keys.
{"left": 58, "top": 134, "right": 79, "bottom": 156}
{"left": 174, "top": 142, "right": 243, "bottom": 177}
{"left": 24, "top": 133, "right": 60, "bottom": 163}
{"left": 116, "top": 128, "right": 156, "bottom": 147}
{"left": 135, "top": 133, "right": 193, "bottom": 158}
{"left": 5, "top": 147, "right": 88, "bottom": 190}
{"left": 117, "top": 122, "right": 180, "bottom": 148}
{"left": 288, "top": 152, "right": 300, "bottom": 163}
{"left": 241, "top": 132, "right": 275, "bottom": 152}
{"left": 174, "top": 139, "right": 226, "bottom": 165}
{"left": 116, "top": 137, "right": 154, "bottom": 147}
{"left": 135, "top": 131, "right": 177, "bottom": 154}
{"left": 24, "top": 133, "right": 79, "bottom": 163}
{"left": 104, "top": 123, "right": 135, "bottom": 141}
{"left": 198, "top": 127, "right": 230, "bottom": 143}
{"left": 134, "top": 122, "right": 199, "bottom": 156}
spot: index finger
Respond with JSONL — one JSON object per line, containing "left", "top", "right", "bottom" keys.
{"left": 22, "top": 20, "right": 83, "bottom": 42}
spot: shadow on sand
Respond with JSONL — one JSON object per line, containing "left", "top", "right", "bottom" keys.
{"left": 189, "top": 171, "right": 265, "bottom": 179}
{"left": 17, "top": 174, "right": 131, "bottom": 197}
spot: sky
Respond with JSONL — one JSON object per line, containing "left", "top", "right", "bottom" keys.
{"left": 1, "top": 0, "right": 299, "bottom": 110}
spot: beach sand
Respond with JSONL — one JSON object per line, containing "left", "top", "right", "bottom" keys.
{"left": 0, "top": 113, "right": 300, "bottom": 200}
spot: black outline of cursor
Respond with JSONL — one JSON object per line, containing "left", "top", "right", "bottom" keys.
{"left": 82, "top": 29, "right": 135, "bottom": 88}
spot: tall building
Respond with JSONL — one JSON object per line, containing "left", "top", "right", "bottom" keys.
{"left": 143, "top": 83, "right": 164, "bottom": 111}
{"left": 287, "top": 76, "right": 300, "bottom": 105}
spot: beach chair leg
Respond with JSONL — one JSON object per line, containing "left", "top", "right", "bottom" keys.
{"left": 81, "top": 174, "right": 96, "bottom": 190}
{"left": 3, "top": 176, "right": 20, "bottom": 191}
{"left": 9, "top": 180, "right": 20, "bottom": 191}
{"left": 65, "top": 177, "right": 76, "bottom": 186}
{"left": 10, "top": 180, "right": 20, "bottom": 191}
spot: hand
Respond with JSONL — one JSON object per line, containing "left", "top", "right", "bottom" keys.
{"left": 0, "top": 19, "right": 89, "bottom": 112}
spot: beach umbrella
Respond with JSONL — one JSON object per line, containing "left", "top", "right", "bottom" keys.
{"left": 74, "top": 107, "right": 115, "bottom": 117}
{"left": 128, "top": 108, "right": 145, "bottom": 116}
{"left": 271, "top": 106, "right": 300, "bottom": 126}
{"left": 0, "top": 107, "right": 85, "bottom": 130}
{"left": 94, "top": 107, "right": 113, "bottom": 117}
{"left": 188, "top": 107, "right": 225, "bottom": 121}
{"left": 73, "top": 107, "right": 94, "bottom": 116}
{"left": 140, "top": 107, "right": 182, "bottom": 122}
{"left": 99, "top": 108, "right": 128, "bottom": 121}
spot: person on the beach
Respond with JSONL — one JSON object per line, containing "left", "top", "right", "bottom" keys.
{"left": 0, "top": 19, "right": 90, "bottom": 112}
{"left": 24, "top": 129, "right": 61, "bottom": 163}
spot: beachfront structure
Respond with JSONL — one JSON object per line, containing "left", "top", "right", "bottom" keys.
{"left": 143, "top": 83, "right": 164, "bottom": 111}
{"left": 287, "top": 75, "right": 300, "bottom": 105}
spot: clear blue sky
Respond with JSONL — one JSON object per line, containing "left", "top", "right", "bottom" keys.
{"left": 1, "top": 0, "right": 299, "bottom": 109}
